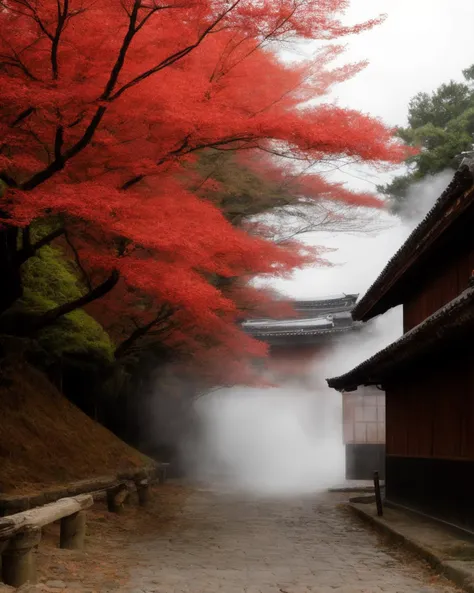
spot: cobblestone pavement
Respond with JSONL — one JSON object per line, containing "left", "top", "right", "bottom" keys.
{"left": 124, "top": 487, "right": 457, "bottom": 593}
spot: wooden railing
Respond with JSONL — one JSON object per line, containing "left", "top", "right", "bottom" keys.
{"left": 0, "top": 494, "right": 92, "bottom": 587}
{"left": 0, "top": 464, "right": 169, "bottom": 516}
{"left": 0, "top": 463, "right": 170, "bottom": 587}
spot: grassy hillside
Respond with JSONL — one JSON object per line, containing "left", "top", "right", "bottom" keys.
{"left": 0, "top": 358, "right": 151, "bottom": 494}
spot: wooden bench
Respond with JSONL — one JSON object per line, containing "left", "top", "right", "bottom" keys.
{"left": 0, "top": 495, "right": 92, "bottom": 587}
{"left": 0, "top": 463, "right": 171, "bottom": 586}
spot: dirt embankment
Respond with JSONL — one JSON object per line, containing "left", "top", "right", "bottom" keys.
{"left": 0, "top": 358, "right": 151, "bottom": 494}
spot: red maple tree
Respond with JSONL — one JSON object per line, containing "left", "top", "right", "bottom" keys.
{"left": 0, "top": 0, "right": 408, "bottom": 383}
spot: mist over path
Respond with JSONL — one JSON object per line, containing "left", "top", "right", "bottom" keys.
{"left": 124, "top": 487, "right": 455, "bottom": 593}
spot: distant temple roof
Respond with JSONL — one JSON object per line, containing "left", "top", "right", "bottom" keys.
{"left": 291, "top": 293, "right": 359, "bottom": 302}
{"left": 242, "top": 293, "right": 362, "bottom": 344}
{"left": 282, "top": 293, "right": 358, "bottom": 308}
{"left": 352, "top": 162, "right": 474, "bottom": 322}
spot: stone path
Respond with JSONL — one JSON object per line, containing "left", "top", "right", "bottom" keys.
{"left": 124, "top": 487, "right": 457, "bottom": 593}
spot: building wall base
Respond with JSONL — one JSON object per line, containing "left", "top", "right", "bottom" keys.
{"left": 345, "top": 444, "right": 385, "bottom": 480}
{"left": 386, "top": 455, "right": 474, "bottom": 531}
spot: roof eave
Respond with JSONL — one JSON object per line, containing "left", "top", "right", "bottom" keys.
{"left": 350, "top": 166, "right": 474, "bottom": 322}
{"left": 326, "top": 284, "right": 474, "bottom": 392}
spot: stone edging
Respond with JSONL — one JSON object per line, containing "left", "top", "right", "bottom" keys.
{"left": 328, "top": 483, "right": 385, "bottom": 494}
{"left": 348, "top": 503, "right": 474, "bottom": 593}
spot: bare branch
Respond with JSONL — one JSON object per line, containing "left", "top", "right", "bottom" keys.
{"left": 17, "top": 0, "right": 244, "bottom": 192}
{"left": 114, "top": 304, "right": 174, "bottom": 359}
{"left": 110, "top": 0, "right": 242, "bottom": 100}
{"left": 11, "top": 107, "right": 35, "bottom": 127}
{"left": 51, "top": 0, "right": 69, "bottom": 79}
{"left": 16, "top": 226, "right": 66, "bottom": 265}
{"left": 10, "top": 0, "right": 54, "bottom": 40}
{"left": 54, "top": 125, "right": 64, "bottom": 163}
{"left": 63, "top": 227, "right": 93, "bottom": 291}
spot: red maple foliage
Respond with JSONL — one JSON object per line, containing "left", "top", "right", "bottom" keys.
{"left": 0, "top": 0, "right": 409, "bottom": 385}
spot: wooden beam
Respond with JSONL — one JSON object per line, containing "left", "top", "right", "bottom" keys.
{"left": 0, "top": 495, "right": 93, "bottom": 541}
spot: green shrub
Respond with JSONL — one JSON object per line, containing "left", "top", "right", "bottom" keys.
{"left": 20, "top": 238, "right": 114, "bottom": 364}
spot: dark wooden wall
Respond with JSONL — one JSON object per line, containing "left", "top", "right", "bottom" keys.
{"left": 386, "top": 350, "right": 474, "bottom": 460}
{"left": 345, "top": 444, "right": 385, "bottom": 480}
{"left": 403, "top": 239, "right": 474, "bottom": 332}
{"left": 385, "top": 348, "right": 474, "bottom": 529}
{"left": 381, "top": 193, "right": 474, "bottom": 528}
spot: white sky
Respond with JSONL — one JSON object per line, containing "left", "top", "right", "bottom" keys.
{"left": 276, "top": 0, "right": 474, "bottom": 300}
{"left": 334, "top": 0, "right": 474, "bottom": 128}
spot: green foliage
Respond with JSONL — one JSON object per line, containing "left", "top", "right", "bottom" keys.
{"left": 463, "top": 64, "right": 474, "bottom": 82}
{"left": 19, "top": 229, "right": 114, "bottom": 363}
{"left": 191, "top": 149, "right": 295, "bottom": 224}
{"left": 407, "top": 81, "right": 474, "bottom": 130}
{"left": 381, "top": 65, "right": 474, "bottom": 217}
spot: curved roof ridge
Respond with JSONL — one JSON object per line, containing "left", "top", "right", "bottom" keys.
{"left": 352, "top": 165, "right": 474, "bottom": 321}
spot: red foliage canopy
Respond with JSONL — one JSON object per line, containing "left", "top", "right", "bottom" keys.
{"left": 0, "top": 0, "right": 409, "bottom": 384}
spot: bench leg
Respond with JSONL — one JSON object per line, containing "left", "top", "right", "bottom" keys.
{"left": 107, "top": 485, "right": 127, "bottom": 513}
{"left": 60, "top": 510, "right": 87, "bottom": 550}
{"left": 136, "top": 481, "right": 150, "bottom": 507}
{"left": 2, "top": 528, "right": 41, "bottom": 587}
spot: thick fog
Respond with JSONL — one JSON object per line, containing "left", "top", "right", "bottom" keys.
{"left": 184, "top": 172, "right": 452, "bottom": 495}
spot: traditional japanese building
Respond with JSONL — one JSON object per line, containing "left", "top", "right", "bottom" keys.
{"left": 327, "top": 159, "right": 474, "bottom": 529}
{"left": 242, "top": 294, "right": 361, "bottom": 346}
{"left": 243, "top": 293, "right": 386, "bottom": 480}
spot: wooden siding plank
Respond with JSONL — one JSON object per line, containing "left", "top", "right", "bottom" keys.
{"left": 404, "top": 241, "right": 474, "bottom": 332}
{"left": 386, "top": 352, "right": 474, "bottom": 460}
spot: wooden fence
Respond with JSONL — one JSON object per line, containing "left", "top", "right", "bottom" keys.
{"left": 0, "top": 463, "right": 169, "bottom": 587}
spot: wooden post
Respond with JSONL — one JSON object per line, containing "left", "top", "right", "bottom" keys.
{"left": 1, "top": 528, "right": 41, "bottom": 587}
{"left": 0, "top": 494, "right": 92, "bottom": 587}
{"left": 60, "top": 510, "right": 86, "bottom": 550}
{"left": 374, "top": 471, "right": 383, "bottom": 517}
{"left": 158, "top": 466, "right": 166, "bottom": 485}
{"left": 123, "top": 490, "right": 132, "bottom": 506}
{"left": 106, "top": 484, "right": 127, "bottom": 514}
{"left": 0, "top": 540, "right": 6, "bottom": 580}
{"left": 136, "top": 480, "right": 150, "bottom": 507}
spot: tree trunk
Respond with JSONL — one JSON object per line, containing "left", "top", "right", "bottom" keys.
{"left": 0, "top": 221, "right": 67, "bottom": 316}
{"left": 0, "top": 224, "right": 22, "bottom": 314}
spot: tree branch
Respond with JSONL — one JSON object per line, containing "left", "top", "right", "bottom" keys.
{"left": 101, "top": 0, "right": 141, "bottom": 100}
{"left": 51, "top": 0, "right": 68, "bottom": 79}
{"left": 19, "top": 1, "right": 140, "bottom": 191}
{"left": 18, "top": 0, "right": 243, "bottom": 192}
{"left": 16, "top": 226, "right": 66, "bottom": 265}
{"left": 11, "top": 107, "right": 35, "bottom": 127}
{"left": 63, "top": 228, "right": 93, "bottom": 291}
{"left": 114, "top": 305, "right": 173, "bottom": 359}
{"left": 21, "top": 269, "right": 120, "bottom": 336}
{"left": 54, "top": 125, "right": 64, "bottom": 163}
{"left": 110, "top": 0, "right": 242, "bottom": 100}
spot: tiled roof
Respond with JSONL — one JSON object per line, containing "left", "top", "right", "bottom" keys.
{"left": 352, "top": 164, "right": 474, "bottom": 322}
{"left": 327, "top": 283, "right": 474, "bottom": 392}
{"left": 246, "top": 325, "right": 362, "bottom": 338}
